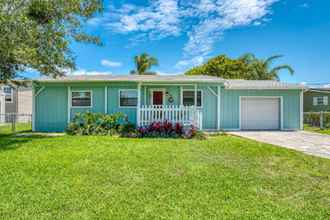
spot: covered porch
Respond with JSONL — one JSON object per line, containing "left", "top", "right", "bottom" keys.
{"left": 134, "top": 82, "right": 221, "bottom": 130}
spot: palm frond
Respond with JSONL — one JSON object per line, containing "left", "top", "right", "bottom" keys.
{"left": 271, "top": 64, "right": 294, "bottom": 75}
{"left": 264, "top": 55, "right": 283, "bottom": 66}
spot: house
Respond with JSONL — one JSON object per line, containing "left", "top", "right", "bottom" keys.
{"left": 0, "top": 84, "right": 33, "bottom": 123}
{"left": 304, "top": 88, "right": 330, "bottom": 112}
{"left": 32, "top": 75, "right": 304, "bottom": 132}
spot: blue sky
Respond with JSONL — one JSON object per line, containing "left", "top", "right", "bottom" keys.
{"left": 29, "top": 0, "right": 330, "bottom": 84}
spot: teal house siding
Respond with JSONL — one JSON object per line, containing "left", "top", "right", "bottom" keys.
{"left": 107, "top": 83, "right": 138, "bottom": 124}
{"left": 304, "top": 90, "right": 330, "bottom": 112}
{"left": 33, "top": 79, "right": 302, "bottom": 132}
{"left": 71, "top": 85, "right": 105, "bottom": 118}
{"left": 199, "top": 85, "right": 218, "bottom": 130}
{"left": 220, "top": 89, "right": 302, "bottom": 130}
{"left": 35, "top": 85, "right": 68, "bottom": 132}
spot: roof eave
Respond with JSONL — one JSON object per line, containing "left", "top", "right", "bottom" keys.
{"left": 34, "top": 79, "right": 226, "bottom": 84}
{"left": 225, "top": 86, "right": 305, "bottom": 90}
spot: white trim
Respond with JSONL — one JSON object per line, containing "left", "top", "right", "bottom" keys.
{"left": 70, "top": 90, "right": 93, "bottom": 108}
{"left": 31, "top": 86, "right": 46, "bottom": 131}
{"left": 300, "top": 90, "right": 304, "bottom": 130}
{"left": 118, "top": 89, "right": 138, "bottom": 108}
{"left": 137, "top": 83, "right": 141, "bottom": 126}
{"left": 105, "top": 86, "right": 108, "bottom": 114}
{"left": 3, "top": 86, "right": 14, "bottom": 103}
{"left": 207, "top": 86, "right": 218, "bottom": 97}
{"left": 180, "top": 88, "right": 203, "bottom": 108}
{"left": 149, "top": 88, "right": 166, "bottom": 105}
{"left": 32, "top": 87, "right": 35, "bottom": 131}
{"left": 239, "top": 96, "right": 284, "bottom": 130}
{"left": 226, "top": 87, "right": 304, "bottom": 90}
{"left": 140, "top": 83, "right": 196, "bottom": 86}
{"left": 308, "top": 89, "right": 330, "bottom": 94}
{"left": 35, "top": 86, "right": 45, "bottom": 96}
{"left": 194, "top": 84, "right": 197, "bottom": 109}
{"left": 144, "top": 86, "right": 147, "bottom": 105}
{"left": 217, "top": 86, "right": 221, "bottom": 130}
{"left": 67, "top": 86, "right": 71, "bottom": 123}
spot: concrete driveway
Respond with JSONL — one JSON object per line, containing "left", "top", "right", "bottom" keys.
{"left": 228, "top": 131, "right": 330, "bottom": 159}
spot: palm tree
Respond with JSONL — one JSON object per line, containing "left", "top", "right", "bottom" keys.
{"left": 240, "top": 53, "right": 294, "bottom": 80}
{"left": 130, "top": 53, "right": 159, "bottom": 75}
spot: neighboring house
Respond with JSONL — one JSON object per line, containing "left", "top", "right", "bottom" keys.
{"left": 32, "top": 75, "right": 304, "bottom": 132}
{"left": 0, "top": 84, "right": 33, "bottom": 122}
{"left": 304, "top": 88, "right": 330, "bottom": 112}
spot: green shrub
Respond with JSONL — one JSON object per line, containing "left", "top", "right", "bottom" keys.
{"left": 119, "top": 122, "right": 138, "bottom": 138}
{"left": 66, "top": 112, "right": 126, "bottom": 135}
{"left": 304, "top": 112, "right": 330, "bottom": 129}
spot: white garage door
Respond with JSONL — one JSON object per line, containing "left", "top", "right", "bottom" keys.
{"left": 241, "top": 97, "right": 280, "bottom": 130}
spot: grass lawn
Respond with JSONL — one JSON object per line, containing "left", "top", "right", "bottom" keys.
{"left": 0, "top": 134, "right": 329, "bottom": 219}
{"left": 0, "top": 122, "right": 32, "bottom": 135}
{"left": 304, "top": 124, "right": 330, "bottom": 135}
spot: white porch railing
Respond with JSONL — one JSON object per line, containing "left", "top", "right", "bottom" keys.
{"left": 138, "top": 105, "right": 203, "bottom": 129}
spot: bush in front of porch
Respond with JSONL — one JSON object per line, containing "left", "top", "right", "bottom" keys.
{"left": 66, "top": 112, "right": 126, "bottom": 135}
{"left": 66, "top": 112, "right": 203, "bottom": 139}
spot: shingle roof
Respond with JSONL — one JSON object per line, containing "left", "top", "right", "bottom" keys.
{"left": 36, "top": 74, "right": 305, "bottom": 89}
{"left": 37, "top": 74, "right": 226, "bottom": 83}
{"left": 225, "top": 80, "right": 305, "bottom": 90}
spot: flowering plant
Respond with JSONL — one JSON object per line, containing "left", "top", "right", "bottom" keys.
{"left": 137, "top": 121, "right": 196, "bottom": 138}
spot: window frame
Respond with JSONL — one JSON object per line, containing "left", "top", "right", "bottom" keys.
{"left": 3, "top": 86, "right": 13, "bottom": 103}
{"left": 71, "top": 90, "right": 93, "bottom": 108}
{"left": 181, "top": 89, "right": 203, "bottom": 108}
{"left": 118, "top": 89, "right": 138, "bottom": 108}
{"left": 314, "top": 96, "right": 327, "bottom": 106}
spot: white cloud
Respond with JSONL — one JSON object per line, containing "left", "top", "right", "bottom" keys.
{"left": 106, "top": 1, "right": 181, "bottom": 40}
{"left": 300, "top": 3, "right": 309, "bottom": 8}
{"left": 175, "top": 56, "right": 206, "bottom": 69}
{"left": 67, "top": 69, "right": 112, "bottom": 76}
{"left": 101, "top": 59, "right": 122, "bottom": 67}
{"left": 87, "top": 17, "right": 102, "bottom": 26}
{"left": 101, "top": 0, "right": 279, "bottom": 69}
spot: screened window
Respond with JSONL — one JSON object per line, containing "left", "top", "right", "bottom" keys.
{"left": 119, "top": 90, "right": 137, "bottom": 107}
{"left": 71, "top": 91, "right": 92, "bottom": 107}
{"left": 3, "top": 86, "right": 13, "bottom": 103}
{"left": 182, "top": 90, "right": 202, "bottom": 107}
{"left": 313, "top": 96, "right": 328, "bottom": 106}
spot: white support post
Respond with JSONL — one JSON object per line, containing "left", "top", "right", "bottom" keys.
{"left": 67, "top": 86, "right": 71, "bottom": 124}
{"left": 320, "top": 111, "right": 324, "bottom": 130}
{"left": 144, "top": 86, "right": 147, "bottom": 105}
{"left": 180, "top": 86, "right": 183, "bottom": 106}
{"left": 137, "top": 83, "right": 141, "bottom": 126}
{"left": 31, "top": 86, "right": 35, "bottom": 131}
{"left": 300, "top": 90, "right": 304, "bottom": 130}
{"left": 217, "top": 86, "right": 221, "bottom": 130}
{"left": 194, "top": 84, "right": 197, "bottom": 107}
{"left": 105, "top": 86, "right": 108, "bottom": 114}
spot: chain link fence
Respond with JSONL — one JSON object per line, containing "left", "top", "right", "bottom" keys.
{"left": 304, "top": 112, "right": 330, "bottom": 129}
{"left": 0, "top": 113, "right": 32, "bottom": 134}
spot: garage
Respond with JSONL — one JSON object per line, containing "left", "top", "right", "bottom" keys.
{"left": 241, "top": 97, "right": 281, "bottom": 130}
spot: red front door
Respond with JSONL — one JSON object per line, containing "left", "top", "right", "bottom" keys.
{"left": 153, "top": 91, "right": 163, "bottom": 105}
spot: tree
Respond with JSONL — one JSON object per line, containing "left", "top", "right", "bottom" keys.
{"left": 241, "top": 54, "right": 294, "bottom": 80}
{"left": 130, "top": 53, "right": 158, "bottom": 75}
{"left": 0, "top": 0, "right": 103, "bottom": 82}
{"left": 185, "top": 54, "right": 294, "bottom": 80}
{"left": 185, "top": 55, "right": 252, "bottom": 79}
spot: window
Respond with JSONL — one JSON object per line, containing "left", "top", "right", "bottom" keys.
{"left": 313, "top": 96, "right": 328, "bottom": 106}
{"left": 71, "top": 91, "right": 92, "bottom": 107}
{"left": 182, "top": 90, "right": 202, "bottom": 107}
{"left": 3, "top": 86, "right": 13, "bottom": 103}
{"left": 119, "top": 90, "right": 137, "bottom": 107}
